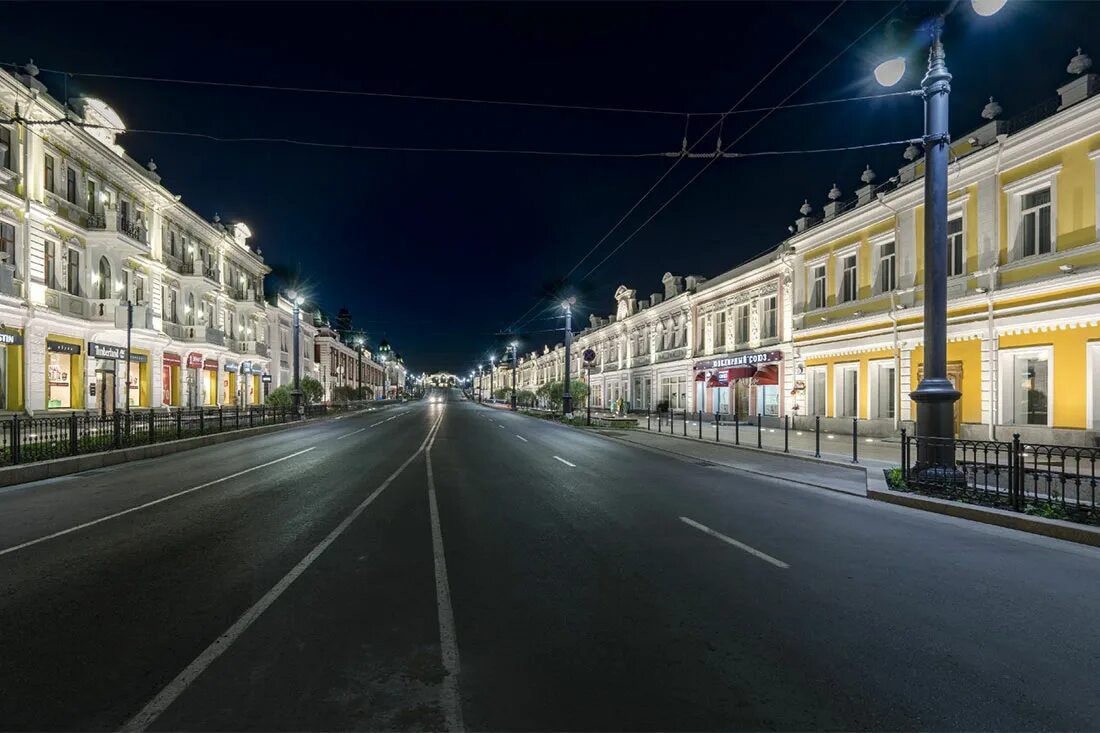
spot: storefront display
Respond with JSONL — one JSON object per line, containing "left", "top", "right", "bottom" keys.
{"left": 46, "top": 339, "right": 82, "bottom": 410}
{"left": 163, "top": 352, "right": 182, "bottom": 406}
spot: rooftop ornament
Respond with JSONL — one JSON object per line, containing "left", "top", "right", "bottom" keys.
{"left": 860, "top": 165, "right": 876, "bottom": 184}
{"left": 1068, "top": 47, "right": 1093, "bottom": 75}
{"left": 903, "top": 142, "right": 922, "bottom": 161}
{"left": 981, "top": 96, "right": 1003, "bottom": 120}
{"left": 827, "top": 183, "right": 841, "bottom": 201}
{"left": 799, "top": 199, "right": 812, "bottom": 216}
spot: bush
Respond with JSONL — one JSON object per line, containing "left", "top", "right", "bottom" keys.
{"left": 266, "top": 385, "right": 292, "bottom": 408}
{"left": 301, "top": 376, "right": 324, "bottom": 404}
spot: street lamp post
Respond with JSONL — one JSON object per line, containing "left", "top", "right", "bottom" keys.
{"left": 124, "top": 299, "right": 133, "bottom": 416}
{"left": 380, "top": 352, "right": 388, "bottom": 401}
{"left": 874, "top": 1, "right": 1003, "bottom": 475}
{"left": 355, "top": 336, "right": 364, "bottom": 401}
{"left": 288, "top": 290, "right": 303, "bottom": 417}
{"left": 562, "top": 300, "right": 573, "bottom": 416}
{"left": 489, "top": 355, "right": 496, "bottom": 402}
{"left": 477, "top": 364, "right": 483, "bottom": 402}
{"left": 510, "top": 342, "right": 518, "bottom": 411}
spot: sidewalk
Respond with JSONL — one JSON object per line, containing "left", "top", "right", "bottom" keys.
{"left": 594, "top": 426, "right": 876, "bottom": 497}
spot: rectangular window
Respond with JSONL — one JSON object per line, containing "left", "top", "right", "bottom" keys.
{"left": 714, "top": 310, "right": 726, "bottom": 348}
{"left": 120, "top": 199, "right": 130, "bottom": 229}
{"left": 1004, "top": 352, "right": 1050, "bottom": 426}
{"left": 0, "top": 126, "right": 10, "bottom": 170}
{"left": 878, "top": 241, "right": 896, "bottom": 293}
{"left": 135, "top": 275, "right": 145, "bottom": 305}
{"left": 170, "top": 231, "right": 177, "bottom": 257}
{"left": 66, "top": 167, "right": 77, "bottom": 204}
{"left": 809, "top": 264, "right": 826, "bottom": 310}
{"left": 948, "top": 217, "right": 964, "bottom": 276}
{"left": 44, "top": 240, "right": 56, "bottom": 288}
{"left": 86, "top": 179, "right": 97, "bottom": 215}
{"left": 47, "top": 352, "right": 73, "bottom": 409}
{"left": 872, "top": 362, "right": 895, "bottom": 419}
{"left": 808, "top": 367, "right": 827, "bottom": 416}
{"left": 836, "top": 364, "right": 859, "bottom": 418}
{"left": 67, "top": 248, "right": 79, "bottom": 296}
{"left": 840, "top": 254, "right": 858, "bottom": 303}
{"left": 0, "top": 221, "right": 13, "bottom": 265}
{"left": 735, "top": 304, "right": 750, "bottom": 345}
{"left": 1021, "top": 187, "right": 1052, "bottom": 257}
{"left": 760, "top": 296, "right": 777, "bottom": 340}
{"left": 44, "top": 155, "right": 55, "bottom": 193}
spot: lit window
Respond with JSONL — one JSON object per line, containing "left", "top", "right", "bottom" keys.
{"left": 877, "top": 241, "right": 896, "bottom": 294}
{"left": 760, "top": 296, "right": 777, "bottom": 340}
{"left": 809, "top": 264, "right": 826, "bottom": 310}
{"left": 948, "top": 217, "right": 964, "bottom": 276}
{"left": 840, "top": 254, "right": 858, "bottom": 303}
{"left": 1021, "top": 187, "right": 1052, "bottom": 257}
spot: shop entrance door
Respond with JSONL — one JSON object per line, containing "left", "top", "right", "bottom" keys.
{"left": 96, "top": 366, "right": 116, "bottom": 417}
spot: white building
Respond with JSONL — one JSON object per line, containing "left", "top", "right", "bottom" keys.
{"left": 0, "top": 62, "right": 273, "bottom": 414}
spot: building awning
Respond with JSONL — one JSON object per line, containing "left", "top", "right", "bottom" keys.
{"left": 706, "top": 374, "right": 721, "bottom": 387}
{"left": 754, "top": 364, "right": 779, "bottom": 385}
{"left": 728, "top": 366, "right": 756, "bottom": 380}
{"left": 695, "top": 372, "right": 706, "bottom": 382}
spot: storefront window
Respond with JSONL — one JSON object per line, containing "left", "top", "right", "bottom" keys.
{"left": 48, "top": 352, "right": 73, "bottom": 408}
{"left": 836, "top": 364, "right": 859, "bottom": 418}
{"left": 1005, "top": 352, "right": 1049, "bottom": 426}
{"left": 128, "top": 361, "right": 141, "bottom": 407}
{"left": 808, "top": 368, "right": 826, "bottom": 416}
{"left": 872, "top": 362, "right": 896, "bottom": 420}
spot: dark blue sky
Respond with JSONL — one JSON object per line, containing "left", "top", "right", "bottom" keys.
{"left": 5, "top": 1, "right": 1096, "bottom": 373}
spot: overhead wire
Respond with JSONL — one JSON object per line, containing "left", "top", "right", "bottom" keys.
{"left": 578, "top": 0, "right": 907, "bottom": 282}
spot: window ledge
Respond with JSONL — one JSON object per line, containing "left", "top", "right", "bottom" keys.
{"left": 1002, "top": 239, "right": 1100, "bottom": 271}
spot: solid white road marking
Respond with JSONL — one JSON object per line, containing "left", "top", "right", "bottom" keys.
{"left": 553, "top": 456, "right": 576, "bottom": 467}
{"left": 0, "top": 448, "right": 317, "bottom": 558}
{"left": 679, "top": 516, "right": 789, "bottom": 569}
{"left": 370, "top": 422, "right": 383, "bottom": 427}
{"left": 515, "top": 435, "right": 528, "bottom": 442}
{"left": 121, "top": 413, "right": 446, "bottom": 732}
{"left": 336, "top": 427, "right": 366, "bottom": 441}
{"left": 426, "top": 414, "right": 465, "bottom": 732}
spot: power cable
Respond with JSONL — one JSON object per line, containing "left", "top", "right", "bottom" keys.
{"left": 578, "top": 0, "right": 906, "bottom": 282}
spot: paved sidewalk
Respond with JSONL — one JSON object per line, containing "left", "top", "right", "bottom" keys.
{"left": 594, "top": 427, "right": 875, "bottom": 497}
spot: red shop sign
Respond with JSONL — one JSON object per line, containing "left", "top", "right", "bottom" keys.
{"left": 203, "top": 359, "right": 219, "bottom": 371}
{"left": 187, "top": 352, "right": 203, "bottom": 369}
{"left": 162, "top": 352, "right": 182, "bottom": 367}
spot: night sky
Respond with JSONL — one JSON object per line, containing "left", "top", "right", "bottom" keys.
{"left": 4, "top": 1, "right": 1096, "bottom": 373}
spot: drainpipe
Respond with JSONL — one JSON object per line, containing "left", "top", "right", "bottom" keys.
{"left": 877, "top": 193, "right": 905, "bottom": 433}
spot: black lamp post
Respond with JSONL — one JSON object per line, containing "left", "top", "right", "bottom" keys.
{"left": 124, "top": 299, "right": 133, "bottom": 415}
{"left": 288, "top": 289, "right": 303, "bottom": 417}
{"left": 509, "top": 342, "right": 518, "bottom": 411}
{"left": 562, "top": 300, "right": 574, "bottom": 416}
{"left": 489, "top": 355, "right": 496, "bottom": 402}
{"left": 355, "top": 335, "right": 364, "bottom": 401}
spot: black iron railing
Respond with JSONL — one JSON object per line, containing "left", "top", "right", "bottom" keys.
{"left": 899, "top": 431, "right": 1100, "bottom": 523}
{"left": 0, "top": 402, "right": 356, "bottom": 468}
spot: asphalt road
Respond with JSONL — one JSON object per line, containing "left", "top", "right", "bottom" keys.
{"left": 2, "top": 388, "right": 1100, "bottom": 731}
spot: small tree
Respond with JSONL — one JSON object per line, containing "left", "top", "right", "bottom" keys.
{"left": 493, "top": 387, "right": 511, "bottom": 401}
{"left": 516, "top": 389, "right": 536, "bottom": 407}
{"left": 266, "top": 385, "right": 292, "bottom": 408}
{"left": 545, "top": 379, "right": 589, "bottom": 409}
{"left": 301, "top": 376, "right": 325, "bottom": 404}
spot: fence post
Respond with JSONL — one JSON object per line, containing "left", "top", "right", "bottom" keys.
{"left": 734, "top": 412, "right": 740, "bottom": 445}
{"left": 113, "top": 411, "right": 121, "bottom": 450}
{"left": 715, "top": 412, "right": 719, "bottom": 442}
{"left": 757, "top": 413, "right": 762, "bottom": 449}
{"left": 11, "top": 415, "right": 19, "bottom": 465}
{"left": 698, "top": 410, "right": 702, "bottom": 439}
{"left": 852, "top": 418, "right": 858, "bottom": 463}
{"left": 219, "top": 406, "right": 224, "bottom": 433}
{"left": 1012, "top": 433, "right": 1022, "bottom": 510}
{"left": 646, "top": 409, "right": 650, "bottom": 431}
{"left": 682, "top": 410, "right": 687, "bottom": 437}
{"left": 176, "top": 410, "right": 182, "bottom": 440}
{"left": 249, "top": 407, "right": 254, "bottom": 428}
{"left": 815, "top": 415, "right": 821, "bottom": 458}
{"left": 69, "top": 413, "right": 78, "bottom": 455}
{"left": 658, "top": 409, "right": 662, "bottom": 433}
{"left": 900, "top": 428, "right": 907, "bottom": 480}
{"left": 236, "top": 407, "right": 240, "bottom": 431}
{"left": 199, "top": 409, "right": 205, "bottom": 435}
{"left": 784, "top": 415, "right": 789, "bottom": 453}
{"left": 148, "top": 410, "right": 155, "bottom": 445}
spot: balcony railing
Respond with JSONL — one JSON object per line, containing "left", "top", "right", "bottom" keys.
{"left": 230, "top": 288, "right": 265, "bottom": 305}
{"left": 180, "top": 262, "right": 221, "bottom": 282}
{"left": 118, "top": 217, "right": 147, "bottom": 244}
{"left": 181, "top": 325, "right": 224, "bottom": 346}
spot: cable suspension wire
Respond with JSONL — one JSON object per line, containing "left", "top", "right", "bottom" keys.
{"left": 0, "top": 61, "right": 914, "bottom": 118}
{"left": 578, "top": 0, "right": 905, "bottom": 282}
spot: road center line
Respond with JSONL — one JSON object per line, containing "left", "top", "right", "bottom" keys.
{"left": 370, "top": 422, "right": 383, "bottom": 427}
{"left": 0, "top": 448, "right": 317, "bottom": 558}
{"left": 515, "top": 435, "right": 528, "bottom": 442}
{"left": 121, "top": 412, "right": 446, "bottom": 732}
{"left": 679, "top": 516, "right": 789, "bottom": 569}
{"left": 426, "top": 412, "right": 465, "bottom": 732}
{"left": 553, "top": 456, "right": 576, "bottom": 467}
{"left": 497, "top": 424, "right": 504, "bottom": 429}
{"left": 336, "top": 427, "right": 366, "bottom": 441}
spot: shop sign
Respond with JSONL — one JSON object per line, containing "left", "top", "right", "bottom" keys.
{"left": 88, "top": 342, "right": 147, "bottom": 362}
{"left": 187, "top": 352, "right": 203, "bottom": 369}
{"left": 0, "top": 329, "right": 23, "bottom": 346}
{"left": 162, "top": 352, "right": 182, "bottom": 367}
{"left": 693, "top": 349, "right": 782, "bottom": 372}
{"left": 224, "top": 362, "right": 239, "bottom": 373}
{"left": 203, "top": 359, "right": 219, "bottom": 371}
{"left": 46, "top": 340, "right": 82, "bottom": 355}
{"left": 261, "top": 373, "right": 272, "bottom": 383}
{"left": 240, "top": 361, "right": 253, "bottom": 375}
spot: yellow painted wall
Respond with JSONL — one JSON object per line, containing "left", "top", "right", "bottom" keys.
{"left": 999, "top": 324, "right": 1100, "bottom": 429}
{"left": 5, "top": 333, "right": 24, "bottom": 412}
{"left": 908, "top": 340, "right": 983, "bottom": 425}
{"left": 804, "top": 347, "right": 898, "bottom": 419}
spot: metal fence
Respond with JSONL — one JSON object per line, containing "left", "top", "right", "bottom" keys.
{"left": 0, "top": 402, "right": 357, "bottom": 468}
{"left": 642, "top": 409, "right": 866, "bottom": 462}
{"left": 900, "top": 431, "right": 1100, "bottom": 523}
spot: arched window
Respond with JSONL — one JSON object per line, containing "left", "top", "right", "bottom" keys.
{"left": 186, "top": 292, "right": 195, "bottom": 326}
{"left": 97, "top": 257, "right": 110, "bottom": 300}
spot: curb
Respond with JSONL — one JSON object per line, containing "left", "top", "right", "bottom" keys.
{"left": 869, "top": 486, "right": 1100, "bottom": 548}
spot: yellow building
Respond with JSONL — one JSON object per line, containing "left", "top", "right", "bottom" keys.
{"left": 788, "top": 59, "right": 1100, "bottom": 446}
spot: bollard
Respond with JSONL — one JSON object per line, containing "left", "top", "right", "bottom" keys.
{"left": 900, "top": 428, "right": 907, "bottom": 477}
{"left": 698, "top": 410, "right": 702, "bottom": 439}
{"left": 683, "top": 410, "right": 687, "bottom": 437}
{"left": 715, "top": 412, "right": 719, "bottom": 442}
{"left": 176, "top": 410, "right": 182, "bottom": 440}
{"left": 815, "top": 415, "right": 821, "bottom": 458}
{"left": 734, "top": 412, "right": 740, "bottom": 445}
{"left": 784, "top": 415, "right": 789, "bottom": 453}
{"left": 852, "top": 418, "right": 858, "bottom": 463}
{"left": 757, "top": 413, "right": 763, "bottom": 449}
{"left": 647, "top": 409, "right": 651, "bottom": 431}
{"left": 658, "top": 409, "right": 662, "bottom": 433}
{"left": 219, "top": 406, "right": 224, "bottom": 433}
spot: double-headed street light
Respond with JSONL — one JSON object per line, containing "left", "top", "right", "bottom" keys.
{"left": 873, "top": 0, "right": 1005, "bottom": 475}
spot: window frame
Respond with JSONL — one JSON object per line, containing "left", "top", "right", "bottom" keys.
{"left": 806, "top": 365, "right": 827, "bottom": 417}
{"left": 835, "top": 245, "right": 860, "bottom": 304}
{"left": 947, "top": 215, "right": 965, "bottom": 277}
{"left": 759, "top": 295, "right": 778, "bottom": 340}
{"left": 868, "top": 358, "right": 896, "bottom": 420}
{"left": 999, "top": 346, "right": 1054, "bottom": 428}
{"left": 872, "top": 234, "right": 896, "bottom": 295}
{"left": 1004, "top": 165, "right": 1060, "bottom": 262}
{"left": 714, "top": 309, "right": 726, "bottom": 349}
{"left": 807, "top": 259, "right": 827, "bottom": 310}
{"left": 834, "top": 362, "right": 860, "bottom": 419}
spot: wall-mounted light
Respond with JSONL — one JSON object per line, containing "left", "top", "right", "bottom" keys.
{"left": 1059, "top": 264, "right": 1074, "bottom": 273}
